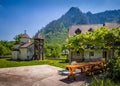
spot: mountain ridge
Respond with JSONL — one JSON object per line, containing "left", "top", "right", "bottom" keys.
{"left": 40, "top": 7, "right": 120, "bottom": 44}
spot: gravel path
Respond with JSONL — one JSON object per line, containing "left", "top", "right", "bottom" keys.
{"left": 0, "top": 65, "right": 91, "bottom": 86}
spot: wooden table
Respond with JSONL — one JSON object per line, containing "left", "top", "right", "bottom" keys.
{"left": 66, "top": 61, "right": 103, "bottom": 79}
{"left": 66, "top": 63, "right": 86, "bottom": 79}
{"left": 88, "top": 61, "right": 103, "bottom": 74}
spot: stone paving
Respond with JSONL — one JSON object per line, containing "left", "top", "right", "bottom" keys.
{"left": 0, "top": 65, "right": 92, "bottom": 86}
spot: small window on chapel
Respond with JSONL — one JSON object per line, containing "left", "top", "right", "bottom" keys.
{"left": 75, "top": 28, "right": 81, "bottom": 34}
{"left": 89, "top": 52, "right": 94, "bottom": 56}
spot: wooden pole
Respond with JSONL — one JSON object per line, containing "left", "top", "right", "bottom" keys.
{"left": 69, "top": 49, "right": 72, "bottom": 64}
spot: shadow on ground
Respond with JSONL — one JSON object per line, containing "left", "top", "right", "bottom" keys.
{"left": 58, "top": 69, "right": 92, "bottom": 84}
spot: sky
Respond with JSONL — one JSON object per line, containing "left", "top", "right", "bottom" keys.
{"left": 0, "top": 0, "right": 120, "bottom": 41}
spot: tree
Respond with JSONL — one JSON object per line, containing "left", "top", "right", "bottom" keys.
{"left": 14, "top": 33, "right": 22, "bottom": 44}
{"left": 44, "top": 43, "right": 62, "bottom": 58}
{"left": 66, "top": 33, "right": 86, "bottom": 52}
{"left": 104, "top": 27, "right": 120, "bottom": 58}
{"left": 0, "top": 40, "right": 14, "bottom": 56}
{"left": 0, "top": 42, "right": 11, "bottom": 55}
{"left": 90, "top": 26, "right": 109, "bottom": 48}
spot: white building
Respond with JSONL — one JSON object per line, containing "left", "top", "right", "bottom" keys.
{"left": 68, "top": 22, "right": 120, "bottom": 62}
{"left": 12, "top": 31, "right": 34, "bottom": 60}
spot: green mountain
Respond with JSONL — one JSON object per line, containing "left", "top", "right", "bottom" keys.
{"left": 86, "top": 10, "right": 120, "bottom": 24}
{"left": 40, "top": 7, "right": 120, "bottom": 44}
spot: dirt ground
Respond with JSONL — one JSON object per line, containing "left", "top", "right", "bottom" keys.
{"left": 0, "top": 65, "right": 91, "bottom": 86}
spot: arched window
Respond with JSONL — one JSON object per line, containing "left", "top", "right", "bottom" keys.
{"left": 88, "top": 28, "right": 93, "bottom": 31}
{"left": 75, "top": 28, "right": 81, "bottom": 34}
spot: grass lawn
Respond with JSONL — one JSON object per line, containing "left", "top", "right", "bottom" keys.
{"left": 0, "top": 58, "right": 68, "bottom": 68}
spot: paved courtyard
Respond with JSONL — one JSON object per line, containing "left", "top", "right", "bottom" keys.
{"left": 0, "top": 65, "right": 91, "bottom": 86}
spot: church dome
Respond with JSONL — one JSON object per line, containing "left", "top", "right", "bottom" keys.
{"left": 21, "top": 30, "right": 30, "bottom": 39}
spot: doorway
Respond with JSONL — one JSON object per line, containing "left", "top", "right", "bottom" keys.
{"left": 103, "top": 51, "right": 107, "bottom": 58}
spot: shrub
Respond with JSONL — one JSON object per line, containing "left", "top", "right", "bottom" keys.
{"left": 89, "top": 77, "right": 120, "bottom": 86}
{"left": 44, "top": 43, "right": 62, "bottom": 58}
{"left": 108, "top": 57, "right": 120, "bottom": 82}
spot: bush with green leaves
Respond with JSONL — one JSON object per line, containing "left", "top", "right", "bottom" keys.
{"left": 108, "top": 57, "right": 120, "bottom": 82}
{"left": 89, "top": 78, "right": 120, "bottom": 86}
{"left": 44, "top": 43, "right": 62, "bottom": 58}
{"left": 0, "top": 41, "right": 14, "bottom": 56}
{"left": 89, "top": 57, "right": 120, "bottom": 86}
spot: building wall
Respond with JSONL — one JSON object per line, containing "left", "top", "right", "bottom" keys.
{"left": 84, "top": 50, "right": 103, "bottom": 60}
{"left": 71, "top": 50, "right": 84, "bottom": 62}
{"left": 12, "top": 51, "right": 18, "bottom": 60}
{"left": 12, "top": 43, "right": 34, "bottom": 60}
{"left": 20, "top": 38, "right": 30, "bottom": 43}
{"left": 20, "top": 48, "right": 27, "bottom": 60}
{"left": 84, "top": 50, "right": 102, "bottom": 61}
{"left": 71, "top": 50, "right": 103, "bottom": 62}
{"left": 27, "top": 44, "right": 34, "bottom": 60}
